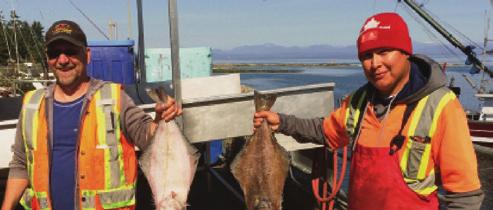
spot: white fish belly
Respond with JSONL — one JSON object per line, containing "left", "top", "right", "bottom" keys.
{"left": 140, "top": 121, "right": 200, "bottom": 210}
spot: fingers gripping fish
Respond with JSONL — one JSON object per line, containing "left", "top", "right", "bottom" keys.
{"left": 140, "top": 87, "right": 200, "bottom": 210}
{"left": 231, "top": 91, "right": 290, "bottom": 210}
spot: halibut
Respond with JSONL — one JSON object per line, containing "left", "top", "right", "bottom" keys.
{"left": 140, "top": 88, "right": 200, "bottom": 210}
{"left": 231, "top": 91, "right": 290, "bottom": 210}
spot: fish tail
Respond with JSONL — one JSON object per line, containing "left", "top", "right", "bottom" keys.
{"left": 254, "top": 90, "right": 277, "bottom": 112}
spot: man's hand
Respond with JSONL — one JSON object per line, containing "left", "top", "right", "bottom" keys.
{"left": 1, "top": 178, "right": 28, "bottom": 210}
{"left": 154, "top": 96, "right": 182, "bottom": 123}
{"left": 253, "top": 111, "right": 281, "bottom": 131}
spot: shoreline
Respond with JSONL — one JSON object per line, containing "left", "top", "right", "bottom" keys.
{"left": 212, "top": 62, "right": 472, "bottom": 67}
{"left": 212, "top": 63, "right": 359, "bottom": 74}
{"left": 213, "top": 63, "right": 359, "bottom": 68}
{"left": 211, "top": 62, "right": 472, "bottom": 74}
{"left": 212, "top": 69, "right": 304, "bottom": 74}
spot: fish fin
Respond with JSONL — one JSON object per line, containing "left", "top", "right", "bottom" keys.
{"left": 145, "top": 86, "right": 169, "bottom": 103}
{"left": 145, "top": 88, "right": 163, "bottom": 103}
{"left": 230, "top": 144, "right": 245, "bottom": 171}
{"left": 254, "top": 90, "right": 277, "bottom": 112}
{"left": 156, "top": 86, "right": 169, "bottom": 103}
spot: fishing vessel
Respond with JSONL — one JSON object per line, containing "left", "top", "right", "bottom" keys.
{"left": 399, "top": 1, "right": 493, "bottom": 209}
{"left": 400, "top": 0, "right": 493, "bottom": 149}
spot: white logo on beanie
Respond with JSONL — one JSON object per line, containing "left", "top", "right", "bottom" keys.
{"left": 362, "top": 17, "right": 391, "bottom": 33}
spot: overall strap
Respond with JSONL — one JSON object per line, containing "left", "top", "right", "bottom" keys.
{"left": 389, "top": 101, "right": 419, "bottom": 155}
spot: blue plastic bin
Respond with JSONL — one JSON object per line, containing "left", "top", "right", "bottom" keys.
{"left": 87, "top": 40, "right": 135, "bottom": 84}
{"left": 208, "top": 140, "right": 223, "bottom": 164}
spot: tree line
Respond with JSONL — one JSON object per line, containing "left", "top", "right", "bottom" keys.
{"left": 0, "top": 10, "right": 45, "bottom": 66}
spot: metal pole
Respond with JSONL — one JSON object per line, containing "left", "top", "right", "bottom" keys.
{"left": 168, "top": 0, "right": 182, "bottom": 112}
{"left": 484, "top": 10, "right": 490, "bottom": 56}
{"left": 0, "top": 14, "right": 12, "bottom": 61}
{"left": 402, "top": 0, "right": 493, "bottom": 78}
{"left": 12, "top": 10, "right": 19, "bottom": 95}
{"left": 208, "top": 168, "right": 246, "bottom": 203}
{"left": 128, "top": 0, "right": 132, "bottom": 39}
{"left": 137, "top": 0, "right": 146, "bottom": 83}
{"left": 108, "top": 19, "right": 114, "bottom": 40}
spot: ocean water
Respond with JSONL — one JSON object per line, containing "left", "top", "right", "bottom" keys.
{"left": 233, "top": 64, "right": 487, "bottom": 112}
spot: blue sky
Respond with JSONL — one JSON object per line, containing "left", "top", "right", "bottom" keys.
{"left": 1, "top": 0, "right": 492, "bottom": 50}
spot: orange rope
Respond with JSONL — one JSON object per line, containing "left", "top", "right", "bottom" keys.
{"left": 312, "top": 146, "right": 348, "bottom": 210}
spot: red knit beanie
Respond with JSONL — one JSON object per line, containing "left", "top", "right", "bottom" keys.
{"left": 357, "top": 12, "right": 412, "bottom": 59}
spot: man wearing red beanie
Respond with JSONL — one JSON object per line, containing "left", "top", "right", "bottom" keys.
{"left": 254, "top": 12, "right": 484, "bottom": 210}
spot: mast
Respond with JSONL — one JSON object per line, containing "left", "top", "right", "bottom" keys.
{"left": 11, "top": 9, "right": 19, "bottom": 95}
{"left": 169, "top": 0, "right": 182, "bottom": 113}
{"left": 108, "top": 19, "right": 117, "bottom": 40}
{"left": 401, "top": 0, "right": 493, "bottom": 78}
{"left": 127, "top": 0, "right": 132, "bottom": 39}
{"left": 484, "top": 10, "right": 491, "bottom": 56}
{"left": 0, "top": 12, "right": 12, "bottom": 62}
{"left": 136, "top": 0, "right": 145, "bottom": 84}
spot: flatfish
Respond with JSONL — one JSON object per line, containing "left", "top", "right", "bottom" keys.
{"left": 231, "top": 91, "right": 290, "bottom": 210}
{"left": 139, "top": 87, "right": 200, "bottom": 210}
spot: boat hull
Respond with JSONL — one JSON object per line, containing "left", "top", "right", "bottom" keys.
{"left": 468, "top": 120, "right": 493, "bottom": 147}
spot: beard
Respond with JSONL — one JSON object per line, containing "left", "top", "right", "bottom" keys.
{"left": 53, "top": 65, "right": 88, "bottom": 89}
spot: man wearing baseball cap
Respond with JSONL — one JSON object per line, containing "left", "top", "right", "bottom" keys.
{"left": 2, "top": 20, "right": 181, "bottom": 210}
{"left": 254, "top": 13, "right": 484, "bottom": 209}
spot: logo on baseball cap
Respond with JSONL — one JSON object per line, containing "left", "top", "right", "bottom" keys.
{"left": 45, "top": 20, "right": 87, "bottom": 48}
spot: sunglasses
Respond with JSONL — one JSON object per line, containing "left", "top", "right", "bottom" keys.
{"left": 47, "top": 48, "right": 81, "bottom": 59}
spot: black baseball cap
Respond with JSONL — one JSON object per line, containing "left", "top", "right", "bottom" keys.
{"left": 45, "top": 20, "right": 87, "bottom": 48}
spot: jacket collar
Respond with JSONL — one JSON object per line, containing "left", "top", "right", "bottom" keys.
{"left": 44, "top": 78, "right": 108, "bottom": 100}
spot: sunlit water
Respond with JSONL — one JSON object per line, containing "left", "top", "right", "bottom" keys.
{"left": 235, "top": 65, "right": 486, "bottom": 112}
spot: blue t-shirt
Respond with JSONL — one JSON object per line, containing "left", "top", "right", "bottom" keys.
{"left": 50, "top": 96, "right": 84, "bottom": 210}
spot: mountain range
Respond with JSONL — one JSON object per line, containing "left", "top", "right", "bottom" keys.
{"left": 212, "top": 42, "right": 465, "bottom": 61}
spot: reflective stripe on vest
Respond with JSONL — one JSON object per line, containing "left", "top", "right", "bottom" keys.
{"left": 400, "top": 88, "right": 456, "bottom": 195}
{"left": 20, "top": 90, "right": 49, "bottom": 210}
{"left": 81, "top": 186, "right": 136, "bottom": 210}
{"left": 19, "top": 188, "right": 34, "bottom": 210}
{"left": 81, "top": 190, "right": 96, "bottom": 210}
{"left": 344, "top": 87, "right": 456, "bottom": 195}
{"left": 22, "top": 90, "right": 45, "bottom": 182}
{"left": 344, "top": 87, "right": 367, "bottom": 142}
{"left": 20, "top": 188, "right": 50, "bottom": 210}
{"left": 94, "top": 83, "right": 126, "bottom": 189}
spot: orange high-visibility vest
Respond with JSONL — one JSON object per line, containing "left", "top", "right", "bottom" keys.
{"left": 19, "top": 83, "right": 137, "bottom": 210}
{"left": 342, "top": 86, "right": 457, "bottom": 196}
